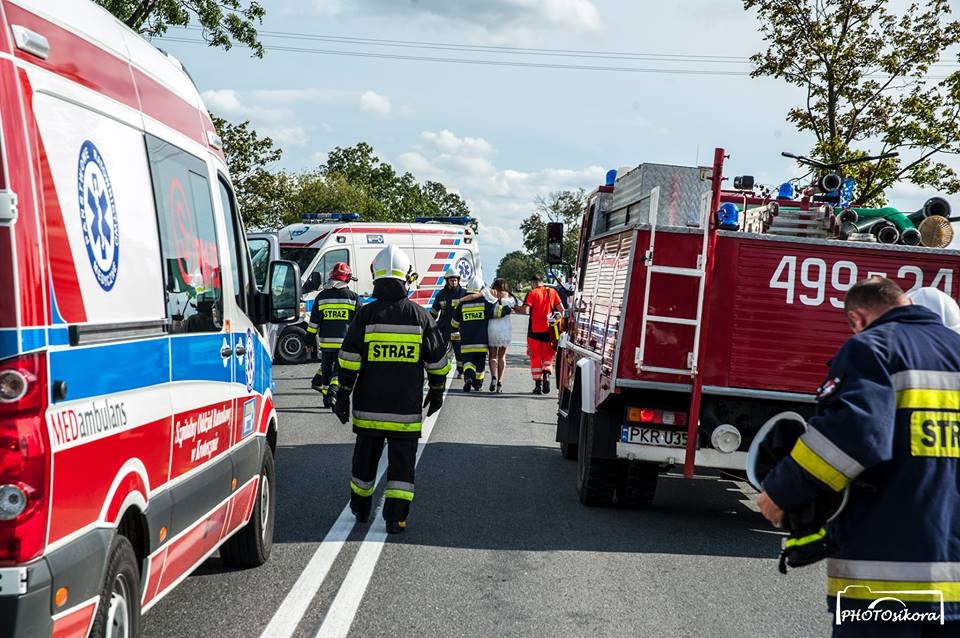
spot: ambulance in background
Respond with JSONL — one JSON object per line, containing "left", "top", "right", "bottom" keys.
{"left": 0, "top": 2, "right": 299, "bottom": 636}
{"left": 250, "top": 213, "right": 483, "bottom": 363}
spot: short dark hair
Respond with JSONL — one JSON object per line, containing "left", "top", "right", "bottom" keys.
{"left": 530, "top": 274, "right": 542, "bottom": 282}
{"left": 843, "top": 276, "right": 906, "bottom": 313}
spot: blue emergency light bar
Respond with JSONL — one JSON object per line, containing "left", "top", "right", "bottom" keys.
{"left": 300, "top": 212, "right": 361, "bottom": 222}
{"left": 413, "top": 215, "right": 476, "bottom": 225}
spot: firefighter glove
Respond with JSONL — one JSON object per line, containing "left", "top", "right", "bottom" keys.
{"left": 333, "top": 389, "right": 351, "bottom": 424}
{"left": 423, "top": 387, "right": 444, "bottom": 417}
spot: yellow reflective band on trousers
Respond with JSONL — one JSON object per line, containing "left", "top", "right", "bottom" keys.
{"left": 351, "top": 481, "right": 374, "bottom": 497}
{"left": 790, "top": 439, "right": 848, "bottom": 492}
{"left": 384, "top": 489, "right": 414, "bottom": 501}
{"left": 784, "top": 528, "right": 826, "bottom": 548}
{"left": 829, "top": 578, "right": 960, "bottom": 602}
{"left": 898, "top": 388, "right": 960, "bottom": 411}
{"left": 353, "top": 418, "right": 422, "bottom": 433}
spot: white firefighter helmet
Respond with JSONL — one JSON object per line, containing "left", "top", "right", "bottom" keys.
{"left": 370, "top": 245, "right": 413, "bottom": 283}
{"left": 442, "top": 266, "right": 461, "bottom": 281}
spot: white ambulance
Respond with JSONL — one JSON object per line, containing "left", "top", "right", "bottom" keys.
{"left": 0, "top": 2, "right": 299, "bottom": 636}
{"left": 250, "top": 214, "right": 483, "bottom": 363}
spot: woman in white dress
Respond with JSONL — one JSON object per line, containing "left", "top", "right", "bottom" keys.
{"left": 486, "top": 278, "right": 518, "bottom": 392}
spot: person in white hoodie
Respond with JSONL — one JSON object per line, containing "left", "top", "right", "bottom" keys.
{"left": 907, "top": 286, "right": 960, "bottom": 333}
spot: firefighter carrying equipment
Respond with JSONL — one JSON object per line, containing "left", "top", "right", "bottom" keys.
{"left": 748, "top": 411, "right": 845, "bottom": 574}
{"left": 760, "top": 304, "right": 960, "bottom": 620}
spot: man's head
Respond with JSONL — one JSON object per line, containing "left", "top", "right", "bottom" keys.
{"left": 843, "top": 276, "right": 910, "bottom": 333}
{"left": 529, "top": 274, "right": 543, "bottom": 287}
{"left": 442, "top": 267, "right": 461, "bottom": 290}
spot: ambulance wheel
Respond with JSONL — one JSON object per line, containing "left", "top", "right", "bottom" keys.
{"left": 276, "top": 327, "right": 309, "bottom": 365}
{"left": 576, "top": 411, "right": 616, "bottom": 506}
{"left": 616, "top": 460, "right": 659, "bottom": 509}
{"left": 90, "top": 535, "right": 141, "bottom": 638}
{"left": 221, "top": 447, "right": 275, "bottom": 567}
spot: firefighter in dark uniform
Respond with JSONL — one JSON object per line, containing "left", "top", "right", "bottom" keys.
{"left": 430, "top": 268, "right": 469, "bottom": 378}
{"left": 757, "top": 277, "right": 960, "bottom": 637}
{"left": 334, "top": 246, "right": 449, "bottom": 533}
{"left": 306, "top": 262, "right": 360, "bottom": 408}
{"left": 450, "top": 275, "right": 511, "bottom": 393}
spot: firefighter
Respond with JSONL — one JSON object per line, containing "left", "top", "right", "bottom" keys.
{"left": 333, "top": 246, "right": 449, "bottom": 533}
{"left": 430, "top": 268, "right": 470, "bottom": 378}
{"left": 305, "top": 262, "right": 361, "bottom": 408}
{"left": 450, "top": 275, "right": 511, "bottom": 392}
{"left": 757, "top": 277, "right": 960, "bottom": 636}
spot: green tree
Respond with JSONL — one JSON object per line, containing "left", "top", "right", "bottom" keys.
{"left": 520, "top": 189, "right": 585, "bottom": 270}
{"left": 496, "top": 250, "right": 540, "bottom": 287}
{"left": 745, "top": 0, "right": 960, "bottom": 204}
{"left": 96, "top": 0, "right": 265, "bottom": 57}
{"left": 211, "top": 115, "right": 290, "bottom": 229}
{"left": 284, "top": 172, "right": 382, "bottom": 224}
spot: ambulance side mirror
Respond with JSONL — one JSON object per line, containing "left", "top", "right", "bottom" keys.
{"left": 268, "top": 260, "right": 301, "bottom": 324}
{"left": 546, "top": 222, "right": 563, "bottom": 265}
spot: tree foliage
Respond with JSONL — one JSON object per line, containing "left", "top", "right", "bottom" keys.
{"left": 745, "top": 0, "right": 960, "bottom": 204}
{"left": 495, "top": 250, "right": 541, "bottom": 286}
{"left": 96, "top": 0, "right": 265, "bottom": 57}
{"left": 519, "top": 190, "right": 585, "bottom": 273}
{"left": 211, "top": 115, "right": 289, "bottom": 229}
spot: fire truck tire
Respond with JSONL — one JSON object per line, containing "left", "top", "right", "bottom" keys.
{"left": 276, "top": 327, "right": 309, "bottom": 365}
{"left": 616, "top": 460, "right": 659, "bottom": 509}
{"left": 221, "top": 447, "right": 276, "bottom": 567}
{"left": 576, "top": 412, "right": 616, "bottom": 506}
{"left": 90, "top": 535, "right": 141, "bottom": 638}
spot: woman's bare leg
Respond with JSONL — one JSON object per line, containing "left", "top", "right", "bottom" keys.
{"left": 488, "top": 346, "right": 498, "bottom": 389}
{"left": 497, "top": 346, "right": 507, "bottom": 383}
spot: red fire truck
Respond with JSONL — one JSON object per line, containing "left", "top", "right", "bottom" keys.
{"left": 555, "top": 148, "right": 960, "bottom": 507}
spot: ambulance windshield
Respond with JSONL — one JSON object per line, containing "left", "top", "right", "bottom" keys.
{"left": 280, "top": 247, "right": 319, "bottom": 278}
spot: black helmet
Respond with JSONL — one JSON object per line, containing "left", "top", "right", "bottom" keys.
{"left": 748, "top": 411, "right": 846, "bottom": 574}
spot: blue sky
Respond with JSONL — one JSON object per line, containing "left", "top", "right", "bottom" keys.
{"left": 154, "top": 0, "right": 955, "bottom": 277}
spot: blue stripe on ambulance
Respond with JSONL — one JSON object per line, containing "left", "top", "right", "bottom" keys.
{"left": 21, "top": 328, "right": 46, "bottom": 352}
{"left": 49, "top": 337, "right": 170, "bottom": 401}
{"left": 0, "top": 329, "right": 17, "bottom": 360}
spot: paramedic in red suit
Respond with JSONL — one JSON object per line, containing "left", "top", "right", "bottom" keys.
{"left": 515, "top": 274, "right": 563, "bottom": 395}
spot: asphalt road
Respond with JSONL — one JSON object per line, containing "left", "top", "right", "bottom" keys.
{"left": 143, "top": 321, "right": 827, "bottom": 638}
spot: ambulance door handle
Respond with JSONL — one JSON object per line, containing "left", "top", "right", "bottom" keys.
{"left": 235, "top": 344, "right": 247, "bottom": 357}
{"left": 220, "top": 345, "right": 233, "bottom": 359}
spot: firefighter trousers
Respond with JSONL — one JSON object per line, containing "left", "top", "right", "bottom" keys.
{"left": 350, "top": 434, "right": 417, "bottom": 523}
{"left": 311, "top": 350, "right": 340, "bottom": 394}
{"left": 462, "top": 351, "right": 486, "bottom": 380}
{"left": 446, "top": 338, "right": 463, "bottom": 375}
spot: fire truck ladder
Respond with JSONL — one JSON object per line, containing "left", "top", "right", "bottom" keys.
{"left": 635, "top": 187, "right": 713, "bottom": 376}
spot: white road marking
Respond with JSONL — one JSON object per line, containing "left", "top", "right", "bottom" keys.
{"left": 314, "top": 390, "right": 444, "bottom": 638}
{"left": 259, "top": 375, "right": 451, "bottom": 638}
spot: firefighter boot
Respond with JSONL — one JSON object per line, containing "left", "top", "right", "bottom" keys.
{"left": 473, "top": 377, "right": 483, "bottom": 392}
{"left": 311, "top": 371, "right": 325, "bottom": 393}
{"left": 350, "top": 493, "right": 371, "bottom": 524}
{"left": 463, "top": 368, "right": 476, "bottom": 392}
{"left": 542, "top": 372, "right": 551, "bottom": 394}
{"left": 386, "top": 520, "right": 407, "bottom": 534}
{"left": 324, "top": 382, "right": 339, "bottom": 410}
{"left": 322, "top": 391, "right": 333, "bottom": 409}
{"left": 532, "top": 380, "right": 543, "bottom": 395}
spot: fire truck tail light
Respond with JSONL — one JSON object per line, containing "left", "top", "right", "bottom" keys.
{"left": 0, "top": 353, "right": 49, "bottom": 565}
{"left": 626, "top": 407, "right": 688, "bottom": 426}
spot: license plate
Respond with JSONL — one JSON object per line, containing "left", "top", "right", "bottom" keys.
{"left": 621, "top": 425, "right": 688, "bottom": 448}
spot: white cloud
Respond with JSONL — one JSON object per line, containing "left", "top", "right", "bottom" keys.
{"left": 262, "top": 126, "right": 309, "bottom": 147}
{"left": 359, "top": 90, "right": 392, "bottom": 117}
{"left": 421, "top": 130, "right": 493, "bottom": 157}
{"left": 201, "top": 89, "right": 291, "bottom": 123}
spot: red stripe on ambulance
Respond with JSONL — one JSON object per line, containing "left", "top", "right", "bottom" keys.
{"left": 50, "top": 598, "right": 97, "bottom": 638}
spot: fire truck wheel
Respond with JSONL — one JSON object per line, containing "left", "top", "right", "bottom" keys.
{"left": 576, "top": 412, "right": 616, "bottom": 506}
{"left": 276, "top": 327, "right": 309, "bottom": 365}
{"left": 560, "top": 440, "right": 578, "bottom": 460}
{"left": 90, "top": 535, "right": 141, "bottom": 638}
{"left": 616, "top": 460, "right": 659, "bottom": 509}
{"left": 221, "top": 447, "right": 276, "bottom": 567}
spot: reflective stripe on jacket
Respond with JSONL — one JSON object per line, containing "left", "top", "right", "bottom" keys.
{"left": 306, "top": 284, "right": 361, "bottom": 349}
{"left": 338, "top": 296, "right": 449, "bottom": 437}
{"left": 762, "top": 305, "right": 960, "bottom": 619}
